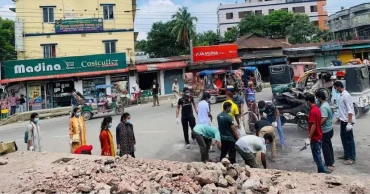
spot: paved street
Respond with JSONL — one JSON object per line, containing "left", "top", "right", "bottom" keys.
{"left": 1, "top": 88, "right": 370, "bottom": 177}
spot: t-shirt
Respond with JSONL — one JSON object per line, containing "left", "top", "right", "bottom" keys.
{"left": 254, "top": 120, "right": 271, "bottom": 132}
{"left": 217, "top": 111, "right": 236, "bottom": 142}
{"left": 152, "top": 83, "right": 159, "bottom": 94}
{"left": 319, "top": 101, "right": 333, "bottom": 133}
{"left": 178, "top": 97, "right": 194, "bottom": 118}
{"left": 236, "top": 135, "right": 266, "bottom": 154}
{"left": 259, "top": 102, "right": 276, "bottom": 117}
{"left": 19, "top": 98, "right": 26, "bottom": 104}
{"left": 8, "top": 96, "right": 18, "bottom": 106}
{"left": 194, "top": 124, "right": 221, "bottom": 142}
{"left": 222, "top": 100, "right": 239, "bottom": 118}
{"left": 308, "top": 105, "right": 323, "bottom": 142}
{"left": 197, "top": 100, "right": 210, "bottom": 124}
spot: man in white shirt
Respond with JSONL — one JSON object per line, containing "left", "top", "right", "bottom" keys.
{"left": 197, "top": 92, "right": 212, "bottom": 125}
{"left": 235, "top": 134, "right": 273, "bottom": 169}
{"left": 132, "top": 80, "right": 140, "bottom": 102}
{"left": 333, "top": 81, "right": 356, "bottom": 165}
{"left": 172, "top": 79, "right": 180, "bottom": 107}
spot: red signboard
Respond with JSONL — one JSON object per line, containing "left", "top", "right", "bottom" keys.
{"left": 192, "top": 44, "right": 238, "bottom": 62}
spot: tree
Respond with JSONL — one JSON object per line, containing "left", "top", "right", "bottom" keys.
{"left": 194, "top": 31, "right": 221, "bottom": 46}
{"left": 171, "top": 7, "right": 198, "bottom": 48}
{"left": 286, "top": 14, "right": 319, "bottom": 44}
{"left": 223, "top": 27, "right": 239, "bottom": 42}
{"left": 238, "top": 13, "right": 266, "bottom": 36}
{"left": 264, "top": 10, "right": 294, "bottom": 38}
{"left": 0, "top": 17, "right": 16, "bottom": 62}
{"left": 317, "top": 29, "right": 333, "bottom": 42}
{"left": 145, "top": 21, "right": 187, "bottom": 58}
{"left": 135, "top": 40, "right": 147, "bottom": 52}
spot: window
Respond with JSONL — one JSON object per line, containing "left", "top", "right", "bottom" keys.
{"left": 227, "top": 28, "right": 232, "bottom": 31}
{"left": 226, "top": 13, "right": 233, "bottom": 20}
{"left": 238, "top": 11, "right": 252, "bottom": 18}
{"left": 43, "top": 45, "right": 56, "bottom": 58}
{"left": 42, "top": 7, "right": 54, "bottom": 23}
{"left": 269, "top": 9, "right": 274, "bottom": 14}
{"left": 281, "top": 8, "right": 289, "bottom": 12}
{"left": 310, "top": 5, "right": 318, "bottom": 12}
{"left": 255, "top": 10, "right": 262, "bottom": 15}
{"left": 104, "top": 41, "right": 116, "bottom": 53}
{"left": 103, "top": 5, "right": 114, "bottom": 20}
{"left": 293, "top": 6, "right": 305, "bottom": 13}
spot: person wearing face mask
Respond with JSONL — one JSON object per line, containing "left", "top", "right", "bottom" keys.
{"left": 152, "top": 79, "right": 160, "bottom": 107}
{"left": 235, "top": 133, "right": 272, "bottom": 169}
{"left": 116, "top": 112, "right": 136, "bottom": 157}
{"left": 100, "top": 116, "right": 115, "bottom": 156}
{"left": 258, "top": 101, "right": 285, "bottom": 147}
{"left": 333, "top": 81, "right": 356, "bottom": 165}
{"left": 176, "top": 87, "right": 198, "bottom": 149}
{"left": 69, "top": 107, "right": 87, "bottom": 153}
{"left": 27, "top": 113, "right": 42, "bottom": 152}
{"left": 315, "top": 91, "right": 335, "bottom": 173}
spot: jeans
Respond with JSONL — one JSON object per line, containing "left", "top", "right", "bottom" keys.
{"left": 310, "top": 141, "right": 327, "bottom": 173}
{"left": 322, "top": 129, "right": 335, "bottom": 166}
{"left": 220, "top": 140, "right": 236, "bottom": 164}
{"left": 235, "top": 145, "right": 258, "bottom": 168}
{"left": 193, "top": 132, "right": 212, "bottom": 162}
{"left": 181, "top": 117, "right": 196, "bottom": 144}
{"left": 18, "top": 104, "right": 25, "bottom": 113}
{"left": 153, "top": 94, "right": 159, "bottom": 106}
{"left": 340, "top": 121, "right": 356, "bottom": 161}
{"left": 266, "top": 115, "right": 285, "bottom": 145}
{"left": 10, "top": 106, "right": 16, "bottom": 115}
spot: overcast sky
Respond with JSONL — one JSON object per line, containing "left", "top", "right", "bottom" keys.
{"left": 0, "top": 0, "right": 369, "bottom": 40}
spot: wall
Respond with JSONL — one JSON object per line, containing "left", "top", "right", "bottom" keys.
{"left": 15, "top": 0, "right": 135, "bottom": 61}
{"left": 316, "top": 0, "right": 328, "bottom": 30}
{"left": 217, "top": 0, "right": 322, "bottom": 35}
{"left": 163, "top": 69, "right": 184, "bottom": 95}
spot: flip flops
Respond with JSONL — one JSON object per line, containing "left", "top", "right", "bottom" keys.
{"left": 343, "top": 160, "right": 355, "bottom": 165}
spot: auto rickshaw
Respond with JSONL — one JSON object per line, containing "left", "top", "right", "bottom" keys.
{"left": 81, "top": 84, "right": 124, "bottom": 121}
{"left": 269, "top": 64, "right": 295, "bottom": 96}
{"left": 199, "top": 69, "right": 243, "bottom": 104}
{"left": 241, "top": 66, "right": 263, "bottom": 92}
{"left": 290, "top": 62, "right": 317, "bottom": 82}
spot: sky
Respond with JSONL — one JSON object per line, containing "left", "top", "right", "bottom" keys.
{"left": 0, "top": 0, "right": 369, "bottom": 40}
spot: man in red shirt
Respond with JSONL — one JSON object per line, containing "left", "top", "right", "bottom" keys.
{"left": 305, "top": 94, "right": 327, "bottom": 174}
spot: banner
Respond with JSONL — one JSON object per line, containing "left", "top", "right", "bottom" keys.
{"left": 4, "top": 53, "right": 126, "bottom": 79}
{"left": 193, "top": 44, "right": 238, "bottom": 62}
{"left": 55, "top": 18, "right": 104, "bottom": 33}
{"left": 28, "top": 86, "right": 42, "bottom": 110}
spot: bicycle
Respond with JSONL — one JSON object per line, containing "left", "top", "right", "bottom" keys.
{"left": 243, "top": 102, "right": 259, "bottom": 134}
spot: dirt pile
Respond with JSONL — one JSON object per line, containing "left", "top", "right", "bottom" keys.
{"left": 0, "top": 152, "right": 369, "bottom": 194}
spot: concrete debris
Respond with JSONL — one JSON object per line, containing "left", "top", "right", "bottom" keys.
{"left": 1, "top": 152, "right": 369, "bottom": 194}
{"left": 0, "top": 159, "right": 8, "bottom": 165}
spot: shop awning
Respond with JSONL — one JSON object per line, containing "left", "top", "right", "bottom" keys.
{"left": 346, "top": 45, "right": 370, "bottom": 50}
{"left": 188, "top": 58, "right": 242, "bottom": 70}
{"left": 0, "top": 68, "right": 129, "bottom": 84}
{"left": 136, "top": 61, "right": 186, "bottom": 72}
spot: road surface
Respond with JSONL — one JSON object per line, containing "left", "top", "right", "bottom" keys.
{"left": 1, "top": 88, "right": 369, "bottom": 177}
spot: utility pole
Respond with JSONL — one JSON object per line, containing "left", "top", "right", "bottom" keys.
{"left": 190, "top": 39, "right": 193, "bottom": 63}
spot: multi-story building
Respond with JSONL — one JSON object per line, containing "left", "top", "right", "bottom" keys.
{"left": 217, "top": 0, "right": 328, "bottom": 36}
{"left": 327, "top": 3, "right": 370, "bottom": 41}
{"left": 0, "top": 0, "right": 137, "bottom": 110}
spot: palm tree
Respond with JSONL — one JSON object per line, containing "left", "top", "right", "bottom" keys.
{"left": 171, "top": 7, "right": 198, "bottom": 48}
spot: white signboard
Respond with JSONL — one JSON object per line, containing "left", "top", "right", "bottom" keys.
{"left": 15, "top": 21, "right": 24, "bottom": 52}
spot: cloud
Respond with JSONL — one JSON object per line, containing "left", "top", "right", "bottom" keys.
{"left": 0, "top": 4, "right": 15, "bottom": 20}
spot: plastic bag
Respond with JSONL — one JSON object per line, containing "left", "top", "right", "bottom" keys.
{"left": 238, "top": 122, "right": 247, "bottom": 137}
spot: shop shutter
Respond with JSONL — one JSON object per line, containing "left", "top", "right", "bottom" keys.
{"left": 164, "top": 69, "right": 184, "bottom": 95}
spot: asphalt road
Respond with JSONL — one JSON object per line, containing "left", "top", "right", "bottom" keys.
{"left": 1, "top": 88, "right": 370, "bottom": 177}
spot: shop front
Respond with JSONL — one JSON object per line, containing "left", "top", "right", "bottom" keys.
{"left": 314, "top": 51, "right": 339, "bottom": 68}
{"left": 1, "top": 53, "right": 127, "bottom": 110}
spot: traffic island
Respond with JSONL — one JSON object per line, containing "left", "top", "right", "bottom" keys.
{"left": 0, "top": 152, "right": 368, "bottom": 194}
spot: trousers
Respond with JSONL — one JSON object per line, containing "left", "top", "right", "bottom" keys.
{"left": 153, "top": 94, "right": 159, "bottom": 106}
{"left": 181, "top": 117, "right": 196, "bottom": 144}
{"left": 193, "top": 132, "right": 212, "bottom": 162}
{"left": 220, "top": 140, "right": 236, "bottom": 164}
{"left": 322, "top": 129, "right": 335, "bottom": 166}
{"left": 340, "top": 121, "right": 356, "bottom": 161}
{"left": 311, "top": 141, "right": 327, "bottom": 174}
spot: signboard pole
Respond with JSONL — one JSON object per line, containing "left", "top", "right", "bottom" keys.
{"left": 190, "top": 39, "right": 194, "bottom": 63}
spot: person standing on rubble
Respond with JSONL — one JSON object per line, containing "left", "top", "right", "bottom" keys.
{"left": 27, "top": 113, "right": 42, "bottom": 152}
{"left": 116, "top": 112, "right": 136, "bottom": 157}
{"left": 69, "top": 107, "right": 87, "bottom": 153}
{"left": 192, "top": 124, "right": 221, "bottom": 163}
{"left": 100, "top": 116, "right": 115, "bottom": 156}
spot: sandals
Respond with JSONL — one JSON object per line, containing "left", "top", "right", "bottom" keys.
{"left": 338, "top": 156, "right": 346, "bottom": 160}
{"left": 343, "top": 160, "right": 355, "bottom": 165}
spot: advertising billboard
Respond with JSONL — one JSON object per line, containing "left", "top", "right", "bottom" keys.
{"left": 193, "top": 44, "right": 238, "bottom": 62}
{"left": 55, "top": 18, "right": 104, "bottom": 33}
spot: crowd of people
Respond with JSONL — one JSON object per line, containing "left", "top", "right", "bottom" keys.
{"left": 23, "top": 79, "right": 357, "bottom": 174}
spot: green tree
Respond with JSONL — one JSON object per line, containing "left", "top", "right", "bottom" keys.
{"left": 317, "top": 29, "right": 333, "bottom": 42}
{"left": 145, "top": 21, "right": 186, "bottom": 57}
{"left": 264, "top": 10, "right": 294, "bottom": 38}
{"left": 171, "top": 7, "right": 198, "bottom": 48}
{"left": 286, "top": 14, "right": 319, "bottom": 44}
{"left": 135, "top": 40, "right": 147, "bottom": 52}
{"left": 223, "top": 27, "right": 239, "bottom": 42}
{"left": 238, "top": 13, "right": 266, "bottom": 36}
{"left": 0, "top": 17, "right": 16, "bottom": 62}
{"left": 194, "top": 30, "right": 221, "bottom": 46}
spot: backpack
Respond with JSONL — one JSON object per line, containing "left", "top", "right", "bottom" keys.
{"left": 24, "top": 124, "right": 34, "bottom": 144}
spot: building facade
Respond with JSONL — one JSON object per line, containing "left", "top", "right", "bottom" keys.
{"left": 1, "top": 0, "right": 137, "bottom": 111}
{"left": 327, "top": 3, "right": 370, "bottom": 41}
{"left": 217, "top": 0, "right": 328, "bottom": 36}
